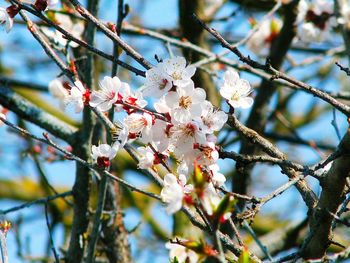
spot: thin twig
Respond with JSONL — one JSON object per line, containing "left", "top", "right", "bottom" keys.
{"left": 0, "top": 191, "right": 73, "bottom": 215}
{"left": 44, "top": 203, "right": 60, "bottom": 263}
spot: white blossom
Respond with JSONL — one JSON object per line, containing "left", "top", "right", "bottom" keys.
{"left": 89, "top": 76, "right": 121, "bottom": 111}
{"left": 170, "top": 121, "right": 206, "bottom": 157}
{"left": 91, "top": 144, "right": 118, "bottom": 168}
{"left": 161, "top": 173, "right": 193, "bottom": 214}
{"left": 246, "top": 18, "right": 281, "bottom": 55}
{"left": 220, "top": 69, "right": 254, "bottom": 109}
{"left": 164, "top": 82, "right": 206, "bottom": 123}
{"left": 141, "top": 66, "right": 173, "bottom": 98}
{"left": 48, "top": 78, "right": 69, "bottom": 109}
{"left": 338, "top": 1, "right": 350, "bottom": 25}
{"left": 162, "top": 56, "right": 196, "bottom": 88}
{"left": 123, "top": 112, "right": 153, "bottom": 143}
{"left": 209, "top": 163, "right": 226, "bottom": 187}
{"left": 114, "top": 82, "right": 147, "bottom": 112}
{"left": 48, "top": 0, "right": 59, "bottom": 8}
{"left": 64, "top": 80, "right": 87, "bottom": 113}
{"left": 165, "top": 242, "right": 199, "bottom": 263}
{"left": 198, "top": 100, "right": 228, "bottom": 134}
{"left": 137, "top": 146, "right": 156, "bottom": 169}
{"left": 152, "top": 119, "right": 172, "bottom": 152}
{"left": 195, "top": 141, "right": 219, "bottom": 166}
{"left": 0, "top": 7, "right": 13, "bottom": 33}
{"left": 297, "top": 0, "right": 335, "bottom": 43}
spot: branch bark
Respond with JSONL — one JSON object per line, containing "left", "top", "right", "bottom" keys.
{"left": 301, "top": 130, "right": 350, "bottom": 259}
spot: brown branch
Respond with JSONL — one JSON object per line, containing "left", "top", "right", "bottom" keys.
{"left": 68, "top": 0, "right": 152, "bottom": 70}
{"left": 300, "top": 128, "right": 350, "bottom": 259}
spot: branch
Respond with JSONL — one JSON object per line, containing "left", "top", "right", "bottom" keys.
{"left": 301, "top": 130, "right": 350, "bottom": 259}
{"left": 193, "top": 13, "right": 350, "bottom": 116}
{"left": 0, "top": 191, "right": 73, "bottom": 215}
{"left": 10, "top": 0, "right": 145, "bottom": 76}
{"left": 0, "top": 87, "right": 77, "bottom": 144}
{"left": 68, "top": 0, "right": 152, "bottom": 69}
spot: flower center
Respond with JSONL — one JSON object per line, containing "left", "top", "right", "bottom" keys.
{"left": 171, "top": 71, "right": 181, "bottom": 80}
{"left": 230, "top": 92, "right": 240, "bottom": 101}
{"left": 183, "top": 123, "right": 196, "bottom": 137}
{"left": 159, "top": 79, "right": 169, "bottom": 90}
{"left": 179, "top": 96, "right": 192, "bottom": 109}
{"left": 306, "top": 10, "right": 331, "bottom": 30}
{"left": 106, "top": 91, "right": 116, "bottom": 100}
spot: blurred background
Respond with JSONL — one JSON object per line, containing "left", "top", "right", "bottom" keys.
{"left": 0, "top": 0, "right": 349, "bottom": 262}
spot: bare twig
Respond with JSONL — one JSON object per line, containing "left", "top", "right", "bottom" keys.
{"left": 44, "top": 203, "right": 60, "bottom": 263}
{"left": 0, "top": 191, "right": 73, "bottom": 215}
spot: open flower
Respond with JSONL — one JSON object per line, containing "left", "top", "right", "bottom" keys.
{"left": 123, "top": 112, "right": 153, "bottom": 143}
{"left": 137, "top": 146, "right": 156, "bottom": 169}
{"left": 49, "top": 78, "right": 69, "bottom": 109}
{"left": 161, "top": 173, "right": 193, "bottom": 214}
{"left": 152, "top": 119, "right": 173, "bottom": 152}
{"left": 114, "top": 82, "right": 147, "bottom": 112}
{"left": 220, "top": 69, "right": 254, "bottom": 109}
{"left": 162, "top": 56, "right": 196, "bottom": 88}
{"left": 141, "top": 66, "right": 173, "bottom": 98}
{"left": 198, "top": 100, "right": 228, "bottom": 134}
{"left": 170, "top": 121, "right": 206, "bottom": 157}
{"left": 0, "top": 7, "right": 13, "bottom": 33}
{"left": 165, "top": 242, "right": 199, "bottom": 263}
{"left": 65, "top": 80, "right": 89, "bottom": 113}
{"left": 89, "top": 76, "right": 122, "bottom": 111}
{"left": 164, "top": 82, "right": 206, "bottom": 123}
{"left": 296, "top": 0, "right": 334, "bottom": 43}
{"left": 246, "top": 18, "right": 281, "bottom": 55}
{"left": 91, "top": 144, "right": 118, "bottom": 168}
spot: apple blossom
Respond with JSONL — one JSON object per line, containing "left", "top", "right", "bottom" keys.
{"left": 165, "top": 242, "right": 199, "bottom": 263}
{"left": 220, "top": 69, "right": 254, "bottom": 109}
{"left": 161, "top": 173, "right": 193, "bottom": 214}
{"left": 0, "top": 7, "right": 13, "bottom": 33}
{"left": 91, "top": 144, "right": 118, "bottom": 168}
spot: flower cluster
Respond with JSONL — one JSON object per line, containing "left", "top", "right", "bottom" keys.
{"left": 49, "top": 57, "right": 253, "bottom": 213}
{"left": 296, "top": 0, "right": 335, "bottom": 43}
{"left": 48, "top": 56, "right": 253, "bottom": 262}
